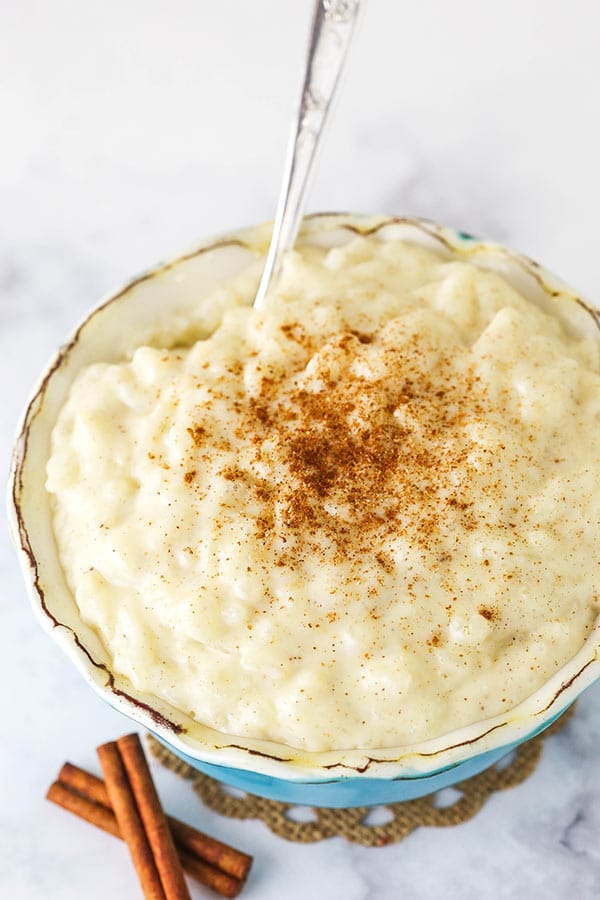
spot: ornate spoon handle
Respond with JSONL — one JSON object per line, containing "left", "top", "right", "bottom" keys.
{"left": 253, "top": 0, "right": 361, "bottom": 309}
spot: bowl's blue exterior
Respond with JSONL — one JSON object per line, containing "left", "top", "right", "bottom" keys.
{"left": 151, "top": 704, "right": 570, "bottom": 808}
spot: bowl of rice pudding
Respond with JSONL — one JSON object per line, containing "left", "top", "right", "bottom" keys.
{"left": 9, "top": 213, "right": 600, "bottom": 806}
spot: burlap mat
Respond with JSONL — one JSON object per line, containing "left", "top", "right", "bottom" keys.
{"left": 147, "top": 707, "right": 574, "bottom": 847}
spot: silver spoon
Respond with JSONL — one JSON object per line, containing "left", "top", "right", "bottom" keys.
{"left": 253, "top": 0, "right": 361, "bottom": 309}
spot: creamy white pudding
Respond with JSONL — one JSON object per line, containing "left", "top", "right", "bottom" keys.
{"left": 46, "top": 236, "right": 600, "bottom": 752}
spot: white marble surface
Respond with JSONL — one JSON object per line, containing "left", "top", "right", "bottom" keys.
{"left": 2, "top": 1, "right": 600, "bottom": 897}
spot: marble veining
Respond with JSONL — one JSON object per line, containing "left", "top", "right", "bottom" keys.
{"left": 2, "top": 1, "right": 600, "bottom": 897}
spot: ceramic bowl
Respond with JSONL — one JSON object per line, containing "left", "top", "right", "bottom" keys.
{"left": 9, "top": 213, "right": 600, "bottom": 807}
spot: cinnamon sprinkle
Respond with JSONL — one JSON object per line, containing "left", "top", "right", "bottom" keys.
{"left": 193, "top": 327, "right": 488, "bottom": 568}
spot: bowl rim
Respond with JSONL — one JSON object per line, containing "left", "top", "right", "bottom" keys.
{"left": 8, "top": 211, "right": 600, "bottom": 782}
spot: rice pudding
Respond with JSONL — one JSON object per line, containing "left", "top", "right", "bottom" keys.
{"left": 46, "top": 235, "right": 600, "bottom": 752}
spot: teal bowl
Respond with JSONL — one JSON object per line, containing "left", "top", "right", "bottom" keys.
{"left": 9, "top": 214, "right": 600, "bottom": 807}
{"left": 151, "top": 703, "right": 572, "bottom": 808}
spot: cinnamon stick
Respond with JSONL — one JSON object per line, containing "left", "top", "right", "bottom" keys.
{"left": 116, "top": 733, "right": 191, "bottom": 900}
{"left": 168, "top": 817, "right": 251, "bottom": 882}
{"left": 97, "top": 740, "right": 166, "bottom": 900}
{"left": 46, "top": 781, "right": 120, "bottom": 838}
{"left": 46, "top": 780, "right": 244, "bottom": 898}
{"left": 59, "top": 762, "right": 108, "bottom": 806}
{"left": 177, "top": 849, "right": 244, "bottom": 899}
{"left": 58, "top": 762, "right": 252, "bottom": 882}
